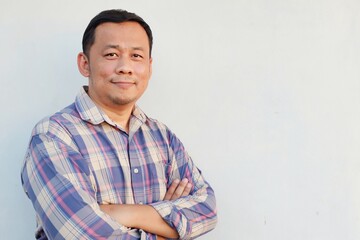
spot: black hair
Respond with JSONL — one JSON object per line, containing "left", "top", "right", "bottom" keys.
{"left": 82, "top": 9, "right": 153, "bottom": 57}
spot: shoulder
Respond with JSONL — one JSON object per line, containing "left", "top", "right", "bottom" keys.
{"left": 145, "top": 116, "right": 168, "bottom": 132}
{"left": 144, "top": 116, "right": 185, "bottom": 147}
{"left": 144, "top": 116, "right": 179, "bottom": 138}
{"left": 31, "top": 103, "right": 81, "bottom": 143}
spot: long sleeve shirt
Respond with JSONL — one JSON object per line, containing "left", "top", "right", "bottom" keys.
{"left": 21, "top": 86, "right": 217, "bottom": 240}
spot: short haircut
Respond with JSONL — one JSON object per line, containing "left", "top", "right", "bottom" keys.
{"left": 82, "top": 9, "right": 153, "bottom": 57}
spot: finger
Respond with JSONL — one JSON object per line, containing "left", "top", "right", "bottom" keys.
{"left": 164, "top": 179, "right": 180, "bottom": 200}
{"left": 181, "top": 183, "right": 192, "bottom": 197}
{"left": 171, "top": 178, "right": 188, "bottom": 200}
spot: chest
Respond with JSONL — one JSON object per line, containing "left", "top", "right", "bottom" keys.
{"left": 76, "top": 124, "right": 171, "bottom": 205}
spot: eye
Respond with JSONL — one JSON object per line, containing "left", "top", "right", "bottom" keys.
{"left": 132, "top": 53, "right": 143, "bottom": 59}
{"left": 105, "top": 53, "right": 118, "bottom": 58}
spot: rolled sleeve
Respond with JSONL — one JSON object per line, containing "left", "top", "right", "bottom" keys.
{"left": 151, "top": 184, "right": 217, "bottom": 239}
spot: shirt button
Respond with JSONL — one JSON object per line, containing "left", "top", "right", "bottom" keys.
{"left": 134, "top": 168, "right": 139, "bottom": 174}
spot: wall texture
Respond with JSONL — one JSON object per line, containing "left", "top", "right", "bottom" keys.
{"left": 1, "top": 0, "right": 359, "bottom": 239}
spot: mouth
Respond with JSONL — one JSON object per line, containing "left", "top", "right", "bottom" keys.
{"left": 111, "top": 80, "right": 136, "bottom": 89}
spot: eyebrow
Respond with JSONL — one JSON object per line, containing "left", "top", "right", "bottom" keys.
{"left": 103, "top": 44, "right": 145, "bottom": 52}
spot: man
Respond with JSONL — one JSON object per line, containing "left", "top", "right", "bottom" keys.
{"left": 21, "top": 9, "right": 217, "bottom": 240}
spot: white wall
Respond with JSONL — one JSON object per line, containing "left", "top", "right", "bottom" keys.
{"left": 1, "top": 0, "right": 359, "bottom": 239}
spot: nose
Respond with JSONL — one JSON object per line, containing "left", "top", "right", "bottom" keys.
{"left": 116, "top": 56, "right": 132, "bottom": 75}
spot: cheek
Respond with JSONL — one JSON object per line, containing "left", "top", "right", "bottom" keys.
{"left": 134, "top": 63, "right": 150, "bottom": 77}
{"left": 91, "top": 61, "right": 115, "bottom": 79}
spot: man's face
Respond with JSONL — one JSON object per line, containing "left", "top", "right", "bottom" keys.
{"left": 80, "top": 21, "right": 152, "bottom": 110}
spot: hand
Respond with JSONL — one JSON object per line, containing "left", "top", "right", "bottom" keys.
{"left": 164, "top": 178, "right": 192, "bottom": 200}
{"left": 157, "top": 236, "right": 166, "bottom": 240}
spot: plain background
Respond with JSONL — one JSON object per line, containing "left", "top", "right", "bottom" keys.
{"left": 1, "top": 0, "right": 359, "bottom": 239}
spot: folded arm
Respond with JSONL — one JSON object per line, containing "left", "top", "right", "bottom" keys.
{"left": 99, "top": 130, "right": 218, "bottom": 239}
{"left": 148, "top": 130, "right": 218, "bottom": 239}
{"left": 96, "top": 129, "right": 217, "bottom": 240}
{"left": 100, "top": 178, "right": 192, "bottom": 238}
{"left": 21, "top": 133, "right": 145, "bottom": 239}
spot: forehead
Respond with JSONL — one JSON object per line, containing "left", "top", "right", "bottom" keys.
{"left": 93, "top": 21, "right": 149, "bottom": 48}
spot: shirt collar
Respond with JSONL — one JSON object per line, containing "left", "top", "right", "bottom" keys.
{"left": 75, "top": 86, "right": 147, "bottom": 126}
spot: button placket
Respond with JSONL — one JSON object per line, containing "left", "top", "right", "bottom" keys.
{"left": 131, "top": 166, "right": 144, "bottom": 204}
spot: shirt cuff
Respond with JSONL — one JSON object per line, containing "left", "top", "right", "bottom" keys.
{"left": 150, "top": 200, "right": 190, "bottom": 240}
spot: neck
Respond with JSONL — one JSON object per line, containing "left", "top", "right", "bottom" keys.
{"left": 86, "top": 87, "right": 134, "bottom": 132}
{"left": 95, "top": 101, "right": 134, "bottom": 133}
{"left": 105, "top": 106, "right": 133, "bottom": 133}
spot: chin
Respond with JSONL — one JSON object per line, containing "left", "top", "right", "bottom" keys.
{"left": 110, "top": 96, "right": 136, "bottom": 106}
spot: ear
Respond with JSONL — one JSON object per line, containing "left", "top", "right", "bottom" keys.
{"left": 77, "top": 52, "right": 90, "bottom": 77}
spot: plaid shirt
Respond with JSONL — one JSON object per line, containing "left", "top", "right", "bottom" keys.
{"left": 21, "top": 87, "right": 217, "bottom": 240}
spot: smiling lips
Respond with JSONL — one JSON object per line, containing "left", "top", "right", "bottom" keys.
{"left": 111, "top": 80, "right": 136, "bottom": 89}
